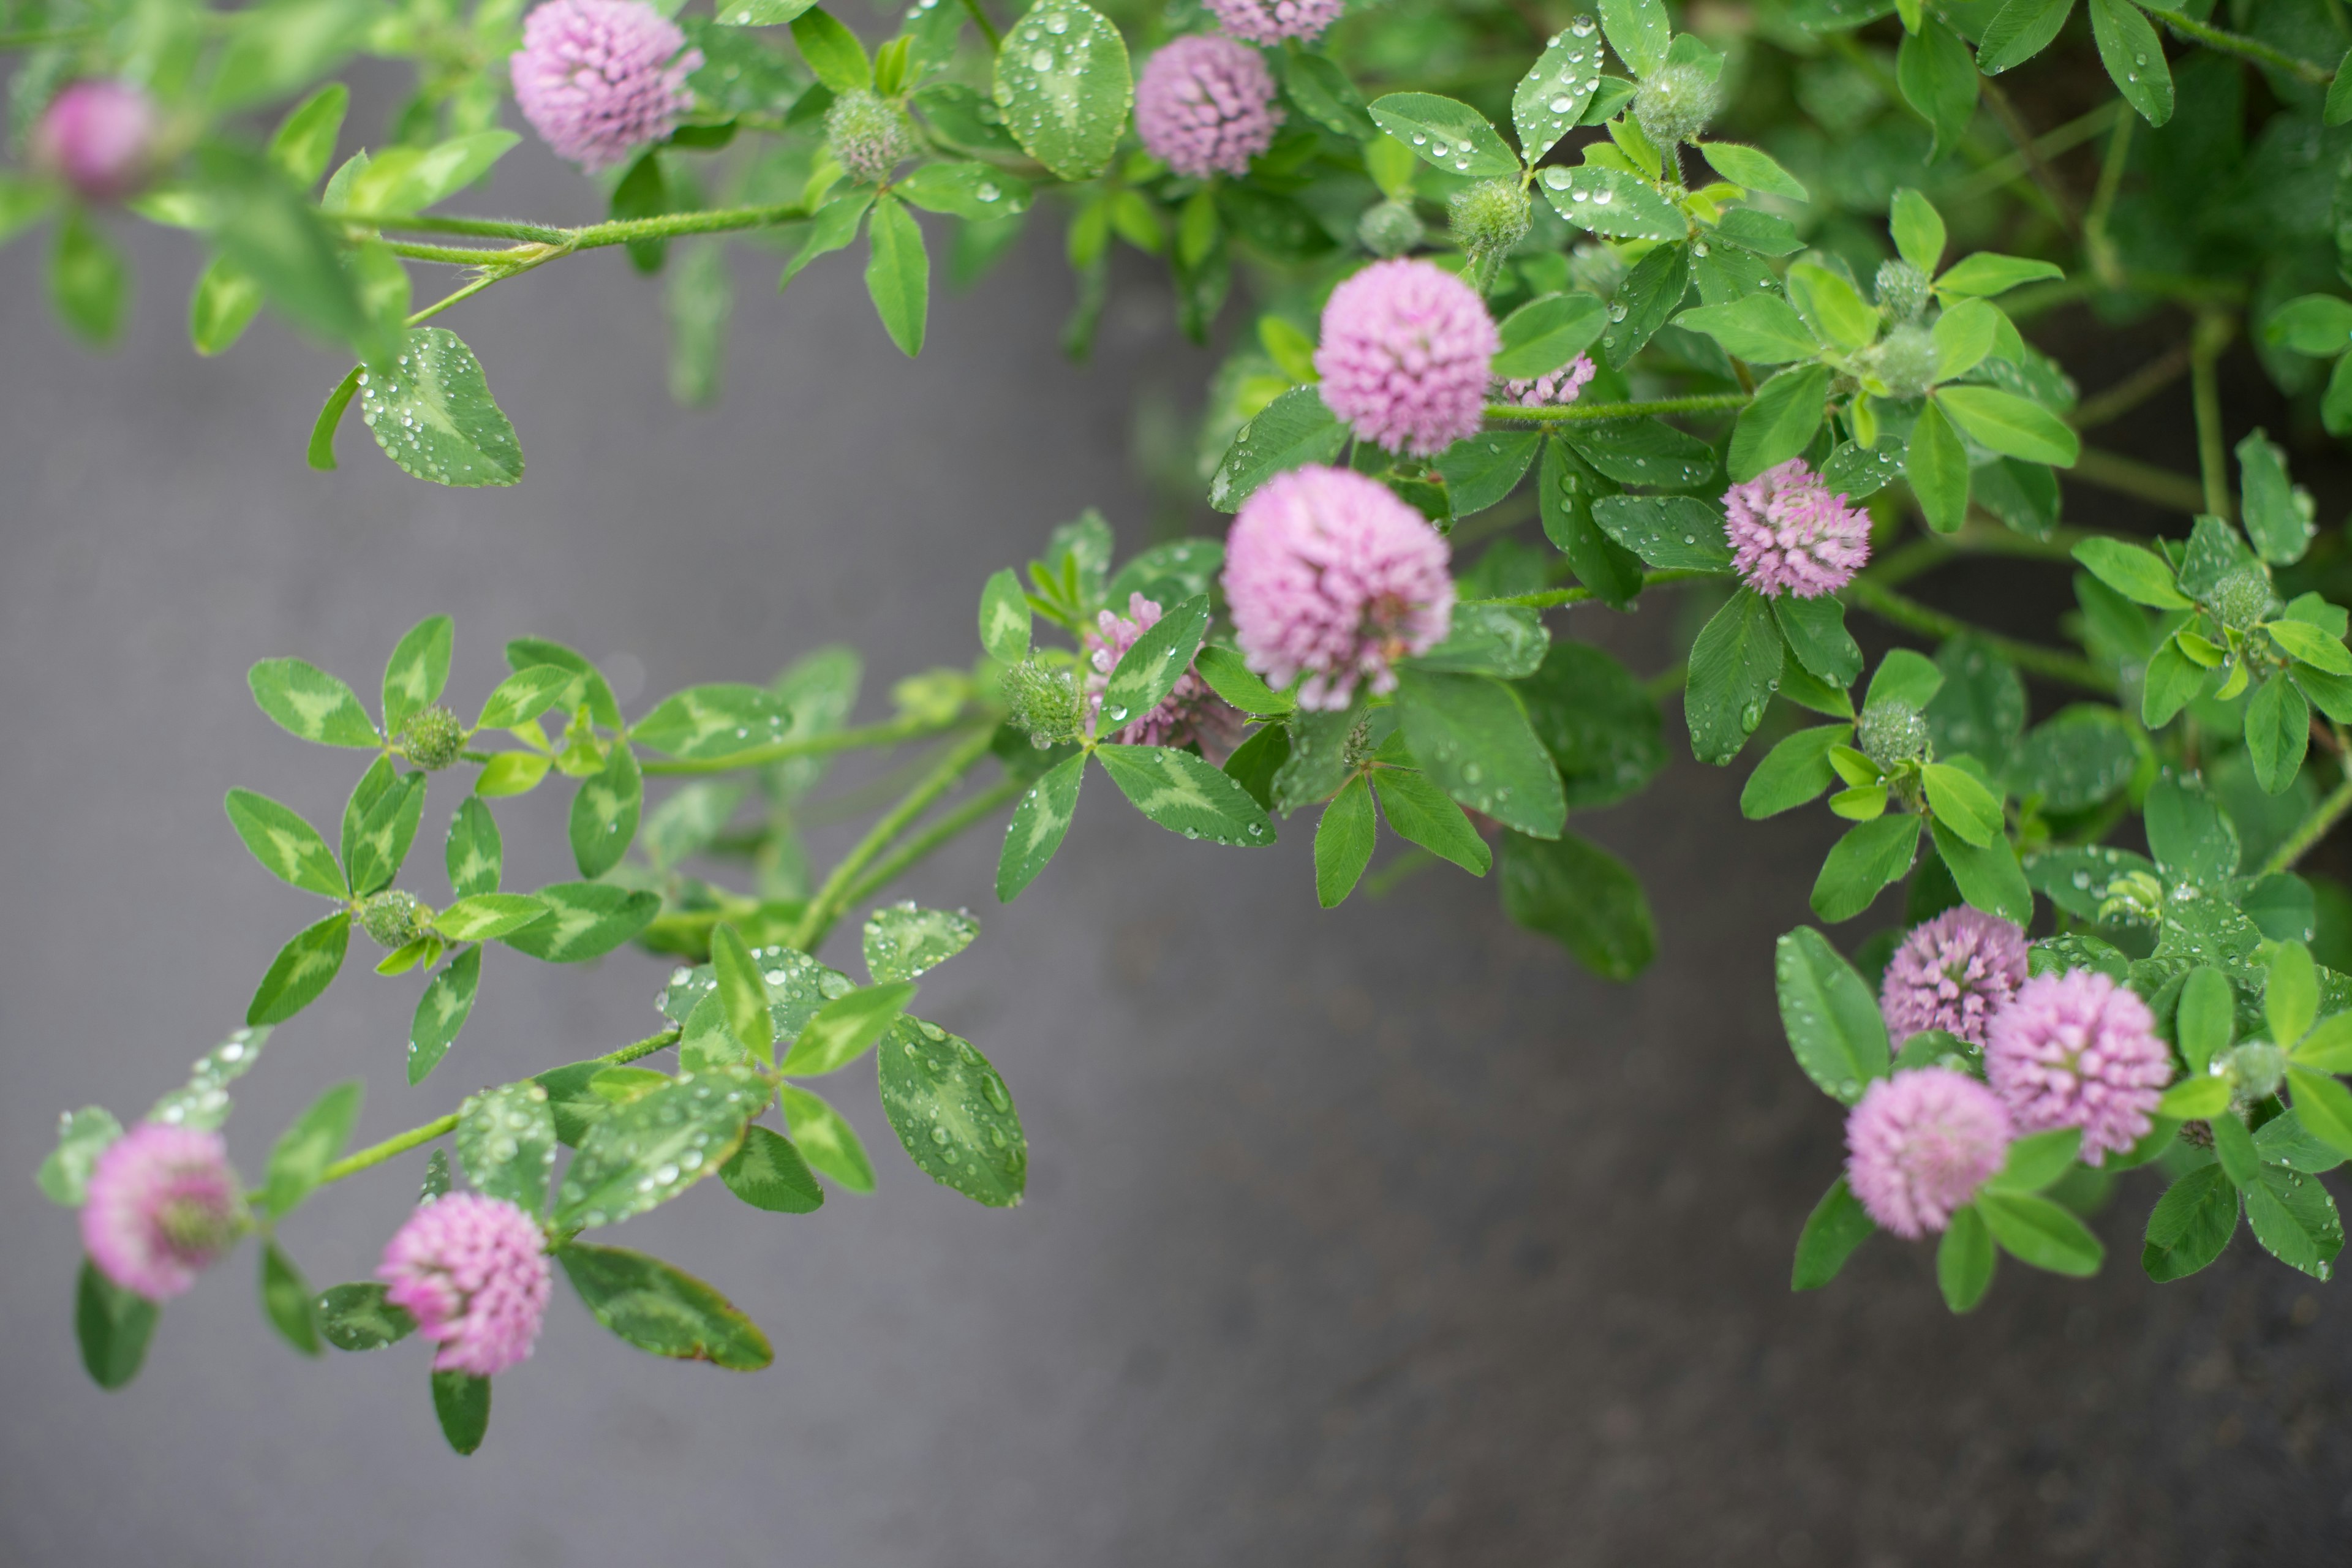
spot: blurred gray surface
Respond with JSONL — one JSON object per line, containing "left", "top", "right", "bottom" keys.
{"left": 2, "top": 141, "right": 2350, "bottom": 1567}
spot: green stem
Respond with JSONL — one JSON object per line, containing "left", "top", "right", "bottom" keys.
{"left": 325, "top": 211, "right": 569, "bottom": 242}
{"left": 788, "top": 727, "right": 1003, "bottom": 951}
{"left": 959, "top": 0, "right": 1003, "bottom": 49}
{"left": 2155, "top": 9, "right": 2334, "bottom": 83}
{"left": 2261, "top": 773, "right": 2352, "bottom": 875}
{"left": 1845, "top": 579, "right": 2112, "bottom": 692}
{"left": 2070, "top": 339, "right": 2192, "bottom": 431}
{"left": 1950, "top": 100, "right": 2124, "bottom": 209}
{"left": 1460, "top": 566, "right": 1725, "bottom": 609}
{"left": 839, "top": 772, "right": 1029, "bottom": 908}
{"left": 385, "top": 239, "right": 516, "bottom": 266}
{"left": 2070, "top": 447, "right": 2211, "bottom": 514}
{"left": 409, "top": 271, "right": 507, "bottom": 325}
{"left": 639, "top": 711, "right": 981, "bottom": 776}
{"left": 2191, "top": 311, "right": 2235, "bottom": 518}
{"left": 1483, "top": 393, "right": 1750, "bottom": 424}
{"left": 0, "top": 26, "right": 95, "bottom": 45}
{"left": 2081, "top": 108, "right": 2135, "bottom": 290}
{"left": 1976, "top": 76, "right": 2081, "bottom": 235}
{"left": 316, "top": 1027, "right": 682, "bottom": 1186}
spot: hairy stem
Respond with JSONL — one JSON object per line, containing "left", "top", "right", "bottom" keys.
{"left": 839, "top": 772, "right": 1030, "bottom": 908}
{"left": 2191, "top": 311, "right": 2236, "bottom": 518}
{"left": 2070, "top": 447, "right": 2211, "bottom": 514}
{"left": 639, "top": 711, "right": 982, "bottom": 776}
{"left": 1845, "top": 579, "right": 2112, "bottom": 692}
{"left": 2261, "top": 774, "right": 2352, "bottom": 875}
{"left": 788, "top": 726, "right": 1003, "bottom": 951}
{"left": 2070, "top": 340, "right": 2193, "bottom": 431}
{"left": 1977, "top": 77, "right": 2081, "bottom": 236}
{"left": 959, "top": 0, "right": 1003, "bottom": 50}
{"left": 2155, "top": 10, "right": 2334, "bottom": 83}
{"left": 316, "top": 1027, "right": 682, "bottom": 1186}
{"left": 1484, "top": 393, "right": 1749, "bottom": 424}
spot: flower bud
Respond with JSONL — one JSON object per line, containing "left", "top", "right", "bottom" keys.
{"left": 2223, "top": 1041, "right": 2287, "bottom": 1104}
{"left": 826, "top": 88, "right": 918, "bottom": 186}
{"left": 2211, "top": 564, "right": 2280, "bottom": 631}
{"left": 1001, "top": 658, "right": 1084, "bottom": 748}
{"left": 33, "top": 80, "right": 159, "bottom": 202}
{"left": 1868, "top": 323, "right": 1937, "bottom": 401}
{"left": 1859, "top": 699, "right": 1929, "bottom": 769}
{"left": 398, "top": 704, "right": 466, "bottom": 770}
{"left": 1357, "top": 198, "right": 1424, "bottom": 258}
{"left": 1447, "top": 179, "right": 1531, "bottom": 257}
{"left": 1631, "top": 64, "right": 1721, "bottom": 149}
{"left": 360, "top": 890, "right": 426, "bottom": 949}
{"left": 1875, "top": 259, "right": 1930, "bottom": 323}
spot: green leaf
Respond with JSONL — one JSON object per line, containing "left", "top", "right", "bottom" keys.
{"left": 1985, "top": 1128, "right": 2082, "bottom": 1194}
{"left": 1774, "top": 925, "right": 1892, "bottom": 1101}
{"left": 1539, "top": 438, "right": 1645, "bottom": 609}
{"left": 2331, "top": 53, "right": 2352, "bottom": 126}
{"left": 2237, "top": 429, "right": 2315, "bottom": 566}
{"left": 2295, "top": 1011, "right": 2352, "bottom": 1071}
{"left": 1787, "top": 263, "right": 1878, "bottom": 353}
{"left": 2072, "top": 536, "right": 2189, "bottom": 608}
{"left": 2264, "top": 293, "right": 2352, "bottom": 355}
{"left": 2177, "top": 965, "right": 2236, "bottom": 1073}
{"left": 631, "top": 683, "right": 794, "bottom": 761}
{"left": 380, "top": 616, "right": 453, "bottom": 736}
{"left": 1929, "top": 298, "right": 2000, "bottom": 384}
{"left": 978, "top": 568, "right": 1033, "bottom": 663}
{"left": 469, "top": 666, "right": 570, "bottom": 734}
{"left": 1899, "top": 401, "right": 1970, "bottom": 534}
{"left": 1491, "top": 292, "right": 1607, "bottom": 379}
{"left": 1696, "top": 141, "right": 1807, "bottom": 199}
{"left": 37, "top": 1107, "right": 123, "bottom": 1207}
{"left": 1393, "top": 668, "right": 1566, "bottom": 837}
{"left": 263, "top": 1080, "right": 362, "bottom": 1218}
{"left": 1095, "top": 743, "right": 1277, "bottom": 846}
{"left": 1513, "top": 29, "right": 1605, "bottom": 158}
{"left": 1729, "top": 364, "right": 1830, "bottom": 481}
{"left": 1792, "top": 1176, "right": 1875, "bottom": 1290}
{"left": 1562, "top": 412, "right": 1714, "bottom": 485}
{"left": 1194, "top": 648, "right": 1291, "bottom": 717}
{"left": 501, "top": 882, "right": 662, "bottom": 963}
{"left": 781, "top": 981, "right": 915, "bottom": 1074}
{"left": 862, "top": 904, "right": 976, "bottom": 983}
{"left": 354, "top": 329, "right": 524, "bottom": 487}
{"left": 203, "top": 144, "right": 383, "bottom": 363}
{"left": 306, "top": 366, "right": 361, "bottom": 471}
{"left": 345, "top": 131, "right": 521, "bottom": 217}
{"left": 1499, "top": 829, "right": 1656, "bottom": 979}
{"left": 316, "top": 1282, "right": 415, "bottom": 1350}
{"left": 721, "top": 1124, "right": 825, "bottom": 1213}
{"left": 1370, "top": 768, "right": 1490, "bottom": 876}
{"left": 345, "top": 772, "right": 426, "bottom": 897}
{"left": 2288, "top": 1065, "right": 2352, "bottom": 1159}
{"left": 1596, "top": 0, "right": 1671, "bottom": 78}
{"left": 428, "top": 894, "right": 541, "bottom": 944}
{"left": 248, "top": 657, "right": 380, "bottom": 747}
{"left": 248, "top": 912, "right": 352, "bottom": 1027}
{"left": 1685, "top": 587, "right": 1785, "bottom": 766}
{"left": 718, "top": 0, "right": 817, "bottom": 22}
{"left": 2142, "top": 1164, "right": 2237, "bottom": 1281}
{"left": 878, "top": 1020, "right": 1027, "bottom": 1205}
{"left": 407, "top": 944, "right": 483, "bottom": 1086}
{"left": 1436, "top": 432, "right": 1544, "bottom": 518}
{"left": 2258, "top": 1108, "right": 2346, "bottom": 1172}
{"left": 77, "top": 1260, "right": 160, "bottom": 1390}
{"left": 224, "top": 789, "right": 346, "bottom": 898}
{"left": 992, "top": 0, "right": 1133, "bottom": 179}
{"left": 2088, "top": 0, "right": 2172, "bottom": 125}
{"left": 567, "top": 744, "right": 643, "bottom": 880}
{"left": 269, "top": 82, "right": 349, "bottom": 186}
{"left": 1314, "top": 775, "right": 1378, "bottom": 908}
{"left": 1104, "top": 594, "right": 1211, "bottom": 729}
{"left": 259, "top": 1241, "right": 322, "bottom": 1357}
{"left": 1517, "top": 641, "right": 1665, "bottom": 808}
{"left": 1978, "top": 1189, "right": 2102, "bottom": 1275}
{"left": 431, "top": 1370, "right": 490, "bottom": 1455}
{"left": 554, "top": 1066, "right": 766, "bottom": 1229}
{"left": 1937, "top": 1206, "right": 1997, "bottom": 1311}
{"left": 189, "top": 255, "right": 262, "bottom": 356}
{"left": 1675, "top": 294, "right": 1818, "bottom": 364}
{"left": 997, "top": 751, "right": 1085, "bottom": 900}
{"left": 1866, "top": 647, "right": 1945, "bottom": 714}
{"left": 144, "top": 1027, "right": 272, "bottom": 1132}
{"left": 445, "top": 797, "right": 503, "bottom": 899}
{"left": 454, "top": 1080, "right": 559, "bottom": 1214}
{"left": 1366, "top": 92, "right": 1521, "bottom": 179}
{"left": 2158, "top": 1075, "right": 2230, "bottom": 1120}
{"left": 1934, "top": 251, "right": 2067, "bottom": 297}
{"left": 1812, "top": 815, "right": 1921, "bottom": 924}
{"left": 556, "top": 1243, "right": 774, "bottom": 1369}
{"left": 2244, "top": 1163, "right": 2344, "bottom": 1278}
{"left": 780, "top": 1084, "right": 876, "bottom": 1192}
{"left": 1772, "top": 595, "right": 1862, "bottom": 689}
{"left": 1409, "top": 603, "right": 1548, "bottom": 679}
{"left": 1589, "top": 494, "right": 1735, "bottom": 572}
{"left": 708, "top": 923, "right": 777, "bottom": 1061}
{"left": 2141, "top": 639, "right": 2202, "bottom": 726}
{"left": 50, "top": 208, "right": 127, "bottom": 345}
{"left": 778, "top": 187, "right": 873, "bottom": 291}
{"left": 862, "top": 193, "right": 929, "bottom": 357}
{"left": 1930, "top": 819, "right": 2033, "bottom": 925}
{"left": 2246, "top": 677, "right": 2312, "bottom": 796}
{"left": 2212, "top": 1110, "right": 2263, "bottom": 1190}
{"left": 1936, "top": 385, "right": 2079, "bottom": 466}
{"left": 1896, "top": 19, "right": 1978, "bottom": 159}
{"left": 1207, "top": 385, "right": 1348, "bottom": 511}
{"left": 1741, "top": 725, "right": 1849, "bottom": 819}
{"left": 1537, "top": 165, "right": 1686, "bottom": 241}
{"left": 2145, "top": 772, "right": 2240, "bottom": 881}
{"left": 789, "top": 6, "right": 870, "bottom": 88}
{"left": 1921, "top": 761, "right": 2003, "bottom": 847}
{"left": 2267, "top": 617, "right": 2352, "bottom": 676}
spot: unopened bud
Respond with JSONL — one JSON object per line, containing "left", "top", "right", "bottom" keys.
{"left": 33, "top": 80, "right": 159, "bottom": 202}
{"left": 398, "top": 704, "right": 466, "bottom": 770}
{"left": 1631, "top": 64, "right": 1721, "bottom": 149}
{"left": 1859, "top": 699, "right": 1929, "bottom": 769}
{"left": 360, "top": 890, "right": 426, "bottom": 950}
{"left": 826, "top": 89, "right": 917, "bottom": 186}
{"left": 1001, "top": 658, "right": 1082, "bottom": 748}
{"left": 1875, "top": 259, "right": 1930, "bottom": 323}
{"left": 2211, "top": 564, "right": 2280, "bottom": 631}
{"left": 1357, "top": 198, "right": 1424, "bottom": 258}
{"left": 1869, "top": 323, "right": 1937, "bottom": 400}
{"left": 2223, "top": 1041, "right": 2288, "bottom": 1104}
{"left": 1447, "top": 179, "right": 1531, "bottom": 257}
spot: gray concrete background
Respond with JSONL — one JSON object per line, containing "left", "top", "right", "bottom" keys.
{"left": 2, "top": 138, "right": 2349, "bottom": 1566}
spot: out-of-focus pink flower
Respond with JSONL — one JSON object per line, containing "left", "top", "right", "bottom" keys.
{"left": 1880, "top": 907, "right": 2030, "bottom": 1049}
{"left": 511, "top": 0, "right": 701, "bottom": 171}
{"left": 380, "top": 1193, "right": 552, "bottom": 1378}
{"left": 81, "top": 1124, "right": 244, "bottom": 1300}
{"left": 1083, "top": 592, "right": 1247, "bottom": 756}
{"left": 1134, "top": 34, "right": 1281, "bottom": 181}
{"left": 33, "top": 81, "right": 159, "bottom": 200}
{"left": 1314, "top": 258, "right": 1499, "bottom": 458}
{"left": 1986, "top": 968, "right": 2173, "bottom": 1166}
{"left": 1494, "top": 354, "right": 1596, "bottom": 410}
{"left": 1204, "top": 0, "right": 1344, "bottom": 44}
{"left": 1845, "top": 1068, "right": 2013, "bottom": 1238}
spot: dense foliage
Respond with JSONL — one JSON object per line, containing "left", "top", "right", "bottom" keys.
{"left": 20, "top": 0, "right": 2352, "bottom": 1450}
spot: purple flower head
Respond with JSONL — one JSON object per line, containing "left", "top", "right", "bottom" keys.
{"left": 1845, "top": 1067, "right": 2013, "bottom": 1239}
{"left": 1880, "top": 907, "right": 2030, "bottom": 1049}
{"left": 1082, "top": 592, "right": 1248, "bottom": 756}
{"left": 81, "top": 1124, "right": 244, "bottom": 1301}
{"left": 1224, "top": 464, "right": 1453, "bottom": 709}
{"left": 1495, "top": 354, "right": 1596, "bottom": 410}
{"left": 33, "top": 81, "right": 159, "bottom": 201}
{"left": 1986, "top": 968, "right": 2173, "bottom": 1165}
{"left": 1135, "top": 34, "right": 1281, "bottom": 181}
{"left": 1204, "top": 0, "right": 1344, "bottom": 44}
{"left": 1722, "top": 458, "right": 1871, "bottom": 598}
{"left": 1314, "top": 258, "right": 1499, "bottom": 458}
{"left": 511, "top": 0, "right": 701, "bottom": 172}
{"left": 380, "top": 1193, "right": 552, "bottom": 1378}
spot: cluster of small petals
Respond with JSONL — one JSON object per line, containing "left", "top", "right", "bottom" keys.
{"left": 1134, "top": 35, "right": 1281, "bottom": 180}
{"left": 1204, "top": 0, "right": 1344, "bottom": 44}
{"left": 1082, "top": 592, "right": 1246, "bottom": 756}
{"left": 81, "top": 1124, "right": 244, "bottom": 1301}
{"left": 1224, "top": 465, "right": 1453, "bottom": 710}
{"left": 1722, "top": 458, "right": 1871, "bottom": 598}
{"left": 1845, "top": 1068, "right": 2013, "bottom": 1238}
{"left": 380, "top": 1193, "right": 552, "bottom": 1378}
{"left": 1495, "top": 354, "right": 1596, "bottom": 409}
{"left": 1880, "top": 907, "right": 2030, "bottom": 1049}
{"left": 511, "top": 0, "right": 701, "bottom": 172}
{"left": 1985, "top": 969, "right": 2173, "bottom": 1164}
{"left": 33, "top": 80, "right": 158, "bottom": 201}
{"left": 1314, "top": 259, "right": 1499, "bottom": 458}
